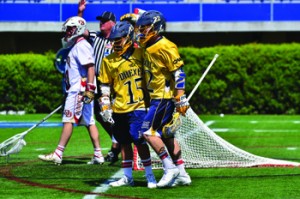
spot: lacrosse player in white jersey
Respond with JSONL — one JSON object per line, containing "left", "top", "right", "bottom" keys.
{"left": 98, "top": 21, "right": 156, "bottom": 188}
{"left": 38, "top": 16, "right": 104, "bottom": 165}
{"left": 136, "top": 10, "right": 191, "bottom": 187}
{"left": 77, "top": 0, "right": 121, "bottom": 164}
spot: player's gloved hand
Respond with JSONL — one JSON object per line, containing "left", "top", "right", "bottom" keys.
{"left": 173, "top": 93, "right": 190, "bottom": 116}
{"left": 99, "top": 96, "right": 114, "bottom": 124}
{"left": 83, "top": 83, "right": 96, "bottom": 104}
{"left": 120, "top": 13, "right": 138, "bottom": 25}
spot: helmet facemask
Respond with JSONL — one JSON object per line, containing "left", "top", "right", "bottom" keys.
{"left": 137, "top": 24, "right": 156, "bottom": 45}
{"left": 136, "top": 14, "right": 164, "bottom": 45}
{"left": 61, "top": 16, "right": 86, "bottom": 48}
{"left": 111, "top": 36, "right": 133, "bottom": 56}
{"left": 109, "top": 22, "right": 134, "bottom": 56}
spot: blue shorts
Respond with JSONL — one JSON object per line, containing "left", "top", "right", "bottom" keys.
{"left": 141, "top": 99, "right": 175, "bottom": 137}
{"left": 112, "top": 110, "right": 147, "bottom": 145}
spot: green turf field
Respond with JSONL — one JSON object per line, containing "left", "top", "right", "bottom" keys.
{"left": 0, "top": 114, "right": 300, "bottom": 199}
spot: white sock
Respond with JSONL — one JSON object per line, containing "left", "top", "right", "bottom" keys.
{"left": 174, "top": 159, "right": 187, "bottom": 175}
{"left": 54, "top": 145, "right": 64, "bottom": 158}
{"left": 94, "top": 148, "right": 102, "bottom": 158}
{"left": 141, "top": 158, "right": 153, "bottom": 175}
{"left": 122, "top": 160, "right": 133, "bottom": 179}
{"left": 159, "top": 151, "right": 175, "bottom": 169}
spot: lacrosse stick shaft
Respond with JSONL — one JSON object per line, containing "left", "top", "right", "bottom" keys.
{"left": 0, "top": 105, "right": 62, "bottom": 157}
{"left": 187, "top": 54, "right": 219, "bottom": 102}
{"left": 22, "top": 105, "right": 62, "bottom": 137}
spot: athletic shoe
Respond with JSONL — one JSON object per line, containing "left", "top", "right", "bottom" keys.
{"left": 157, "top": 167, "right": 180, "bottom": 188}
{"left": 109, "top": 176, "right": 134, "bottom": 187}
{"left": 87, "top": 156, "right": 105, "bottom": 165}
{"left": 146, "top": 174, "right": 157, "bottom": 189}
{"left": 38, "top": 152, "right": 62, "bottom": 165}
{"left": 104, "top": 151, "right": 119, "bottom": 164}
{"left": 171, "top": 173, "right": 192, "bottom": 187}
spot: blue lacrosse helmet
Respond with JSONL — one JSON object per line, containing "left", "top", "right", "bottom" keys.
{"left": 109, "top": 21, "right": 134, "bottom": 56}
{"left": 136, "top": 10, "right": 166, "bottom": 45}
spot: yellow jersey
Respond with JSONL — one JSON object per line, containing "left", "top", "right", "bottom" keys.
{"left": 99, "top": 48, "right": 146, "bottom": 113}
{"left": 143, "top": 36, "right": 184, "bottom": 99}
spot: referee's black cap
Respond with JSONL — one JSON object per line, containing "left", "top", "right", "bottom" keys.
{"left": 96, "top": 11, "right": 116, "bottom": 23}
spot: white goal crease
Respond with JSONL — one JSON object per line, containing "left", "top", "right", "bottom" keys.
{"left": 134, "top": 108, "right": 300, "bottom": 170}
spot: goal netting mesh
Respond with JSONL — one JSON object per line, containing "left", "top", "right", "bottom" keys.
{"left": 133, "top": 108, "right": 300, "bottom": 170}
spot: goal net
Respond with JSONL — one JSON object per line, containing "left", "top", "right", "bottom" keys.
{"left": 133, "top": 108, "right": 300, "bottom": 170}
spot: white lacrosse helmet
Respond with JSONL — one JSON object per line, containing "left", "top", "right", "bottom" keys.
{"left": 61, "top": 16, "right": 86, "bottom": 48}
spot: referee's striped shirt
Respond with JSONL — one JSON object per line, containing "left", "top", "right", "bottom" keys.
{"left": 88, "top": 30, "right": 113, "bottom": 76}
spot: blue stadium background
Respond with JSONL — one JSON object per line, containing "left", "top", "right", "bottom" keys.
{"left": 0, "top": 1, "right": 300, "bottom": 53}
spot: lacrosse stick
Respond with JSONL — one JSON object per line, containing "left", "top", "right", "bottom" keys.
{"left": 0, "top": 105, "right": 62, "bottom": 157}
{"left": 162, "top": 54, "right": 219, "bottom": 137}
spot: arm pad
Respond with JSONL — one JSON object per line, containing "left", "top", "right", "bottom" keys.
{"left": 100, "top": 84, "right": 111, "bottom": 96}
{"left": 173, "top": 66, "right": 186, "bottom": 89}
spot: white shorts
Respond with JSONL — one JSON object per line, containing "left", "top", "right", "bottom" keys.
{"left": 62, "top": 91, "right": 95, "bottom": 126}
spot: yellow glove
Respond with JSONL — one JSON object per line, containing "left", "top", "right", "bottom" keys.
{"left": 162, "top": 112, "right": 181, "bottom": 138}
{"left": 83, "top": 83, "right": 96, "bottom": 104}
{"left": 173, "top": 94, "right": 190, "bottom": 116}
{"left": 120, "top": 13, "right": 138, "bottom": 26}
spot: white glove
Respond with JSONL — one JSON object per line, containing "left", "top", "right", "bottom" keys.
{"left": 100, "top": 109, "right": 114, "bottom": 124}
{"left": 173, "top": 94, "right": 190, "bottom": 116}
{"left": 99, "top": 96, "right": 114, "bottom": 124}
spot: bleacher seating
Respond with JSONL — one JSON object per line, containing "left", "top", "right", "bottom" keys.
{"left": 0, "top": 0, "right": 43, "bottom": 2}
{"left": 136, "top": 0, "right": 184, "bottom": 2}
{"left": 86, "top": 0, "right": 183, "bottom": 2}
{"left": 87, "top": 0, "right": 130, "bottom": 2}
{"left": 223, "top": 0, "right": 296, "bottom": 2}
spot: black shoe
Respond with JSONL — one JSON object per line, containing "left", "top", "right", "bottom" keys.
{"left": 104, "top": 151, "right": 119, "bottom": 164}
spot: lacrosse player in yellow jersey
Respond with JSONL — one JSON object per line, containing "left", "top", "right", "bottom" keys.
{"left": 98, "top": 21, "right": 157, "bottom": 188}
{"left": 136, "top": 10, "right": 191, "bottom": 188}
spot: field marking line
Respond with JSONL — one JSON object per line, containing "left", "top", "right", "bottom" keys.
{"left": 211, "top": 128, "right": 229, "bottom": 132}
{"left": 83, "top": 169, "right": 123, "bottom": 199}
{"left": 205, "top": 121, "right": 229, "bottom": 132}
{"left": 287, "top": 147, "right": 297, "bottom": 150}
{"left": 254, "top": 129, "right": 299, "bottom": 133}
{"left": 205, "top": 121, "right": 215, "bottom": 126}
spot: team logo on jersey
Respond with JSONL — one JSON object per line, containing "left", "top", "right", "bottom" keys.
{"left": 118, "top": 68, "right": 141, "bottom": 81}
{"left": 64, "top": 110, "right": 72, "bottom": 117}
{"left": 173, "top": 57, "right": 182, "bottom": 64}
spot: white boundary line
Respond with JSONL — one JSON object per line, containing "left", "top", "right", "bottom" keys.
{"left": 204, "top": 121, "right": 214, "bottom": 126}
{"left": 83, "top": 169, "right": 123, "bottom": 199}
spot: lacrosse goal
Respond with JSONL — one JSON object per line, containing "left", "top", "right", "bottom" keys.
{"left": 133, "top": 108, "right": 300, "bottom": 170}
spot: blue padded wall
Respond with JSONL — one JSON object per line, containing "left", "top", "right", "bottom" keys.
{"left": 1, "top": 3, "right": 300, "bottom": 22}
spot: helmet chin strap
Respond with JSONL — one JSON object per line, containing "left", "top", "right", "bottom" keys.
{"left": 61, "top": 37, "right": 74, "bottom": 49}
{"left": 61, "top": 35, "right": 82, "bottom": 49}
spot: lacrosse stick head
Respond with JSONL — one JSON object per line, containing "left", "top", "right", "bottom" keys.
{"left": 162, "top": 112, "right": 182, "bottom": 138}
{"left": 0, "top": 133, "right": 27, "bottom": 157}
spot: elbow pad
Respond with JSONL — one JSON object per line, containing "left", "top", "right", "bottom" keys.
{"left": 173, "top": 66, "right": 186, "bottom": 89}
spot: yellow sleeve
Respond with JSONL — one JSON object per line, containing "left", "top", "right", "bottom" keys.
{"left": 98, "top": 57, "right": 112, "bottom": 84}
